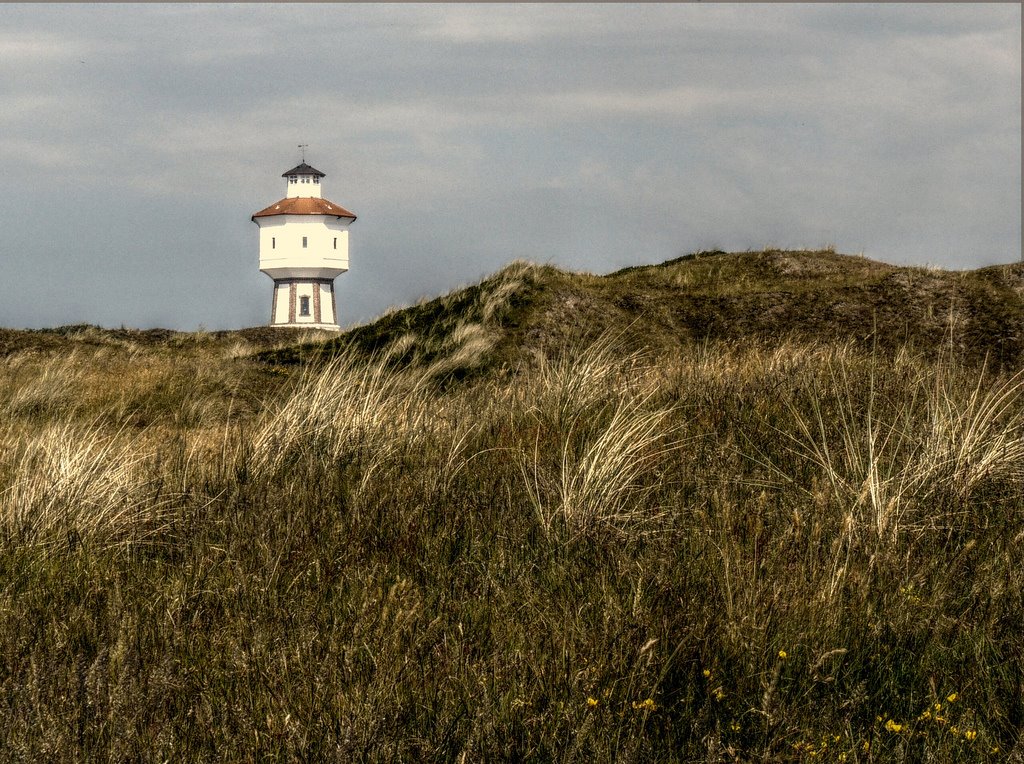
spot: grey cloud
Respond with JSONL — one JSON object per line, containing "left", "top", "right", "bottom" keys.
{"left": 0, "top": 3, "right": 1018, "bottom": 331}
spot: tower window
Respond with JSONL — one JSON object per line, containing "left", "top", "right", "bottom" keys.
{"left": 333, "top": 237, "right": 337, "bottom": 249}
{"left": 314, "top": 177, "right": 319, "bottom": 184}
{"left": 299, "top": 296, "right": 310, "bottom": 316}
{"left": 302, "top": 236, "right": 308, "bottom": 248}
{"left": 272, "top": 237, "right": 275, "bottom": 249}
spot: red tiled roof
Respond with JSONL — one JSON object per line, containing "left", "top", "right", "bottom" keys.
{"left": 252, "top": 197, "right": 356, "bottom": 221}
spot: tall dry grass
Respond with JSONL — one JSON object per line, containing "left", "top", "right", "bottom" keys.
{"left": 779, "top": 354, "right": 1024, "bottom": 546}
{"left": 514, "top": 333, "right": 679, "bottom": 537}
{"left": 249, "top": 346, "right": 433, "bottom": 478}
{"left": 0, "top": 331, "right": 1021, "bottom": 761}
{"left": 0, "top": 421, "right": 166, "bottom": 550}
{"left": 523, "top": 393, "right": 677, "bottom": 537}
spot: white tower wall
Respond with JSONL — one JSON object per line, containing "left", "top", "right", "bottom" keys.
{"left": 257, "top": 216, "right": 350, "bottom": 279}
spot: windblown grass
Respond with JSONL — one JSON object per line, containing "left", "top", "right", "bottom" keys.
{"left": 523, "top": 393, "right": 677, "bottom": 538}
{"left": 777, "top": 352, "right": 1024, "bottom": 546}
{"left": 0, "top": 420, "right": 163, "bottom": 550}
{"left": 250, "top": 347, "right": 431, "bottom": 477}
{"left": 0, "top": 323, "right": 1021, "bottom": 761}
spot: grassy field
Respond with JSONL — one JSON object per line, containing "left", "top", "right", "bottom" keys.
{"left": 0, "top": 251, "right": 1022, "bottom": 761}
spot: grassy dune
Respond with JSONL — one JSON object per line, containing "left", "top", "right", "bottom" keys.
{"left": 0, "top": 252, "right": 1022, "bottom": 761}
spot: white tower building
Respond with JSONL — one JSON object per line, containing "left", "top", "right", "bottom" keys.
{"left": 251, "top": 161, "right": 357, "bottom": 329}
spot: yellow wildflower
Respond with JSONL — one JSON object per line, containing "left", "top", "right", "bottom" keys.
{"left": 964, "top": 730, "right": 977, "bottom": 741}
{"left": 632, "top": 698, "right": 656, "bottom": 711}
{"left": 778, "top": 649, "right": 788, "bottom": 659}
{"left": 950, "top": 726, "right": 960, "bottom": 736}
{"left": 933, "top": 702, "right": 942, "bottom": 712}
{"left": 586, "top": 697, "right": 599, "bottom": 708}
{"left": 918, "top": 710, "right": 932, "bottom": 721}
{"left": 713, "top": 688, "right": 725, "bottom": 701}
{"left": 884, "top": 719, "right": 903, "bottom": 733}
{"left": 702, "top": 669, "right": 712, "bottom": 678}
{"left": 729, "top": 721, "right": 741, "bottom": 732}
{"left": 946, "top": 692, "right": 958, "bottom": 703}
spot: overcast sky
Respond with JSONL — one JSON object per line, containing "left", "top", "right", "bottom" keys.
{"left": 0, "top": 3, "right": 1019, "bottom": 331}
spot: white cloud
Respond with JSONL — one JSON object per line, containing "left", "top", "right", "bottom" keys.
{"left": 0, "top": 136, "right": 91, "bottom": 170}
{"left": 0, "top": 31, "right": 91, "bottom": 61}
{"left": 405, "top": 4, "right": 617, "bottom": 43}
{"left": 533, "top": 86, "right": 742, "bottom": 120}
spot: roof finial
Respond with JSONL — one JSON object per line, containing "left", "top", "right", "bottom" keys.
{"left": 298, "top": 143, "right": 308, "bottom": 163}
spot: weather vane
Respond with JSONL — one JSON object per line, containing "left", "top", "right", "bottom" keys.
{"left": 299, "top": 143, "right": 308, "bottom": 163}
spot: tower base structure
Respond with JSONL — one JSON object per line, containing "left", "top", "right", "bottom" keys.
{"left": 269, "top": 278, "right": 341, "bottom": 330}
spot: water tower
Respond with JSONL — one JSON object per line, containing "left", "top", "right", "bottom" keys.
{"left": 251, "top": 156, "right": 357, "bottom": 329}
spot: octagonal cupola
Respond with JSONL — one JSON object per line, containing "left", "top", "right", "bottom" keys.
{"left": 284, "top": 162, "right": 326, "bottom": 199}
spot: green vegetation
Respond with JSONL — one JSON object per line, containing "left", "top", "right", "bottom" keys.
{"left": 259, "top": 249, "right": 1024, "bottom": 373}
{"left": 0, "top": 250, "right": 1022, "bottom": 760}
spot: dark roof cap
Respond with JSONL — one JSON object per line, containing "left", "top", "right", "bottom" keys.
{"left": 282, "top": 163, "right": 326, "bottom": 178}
